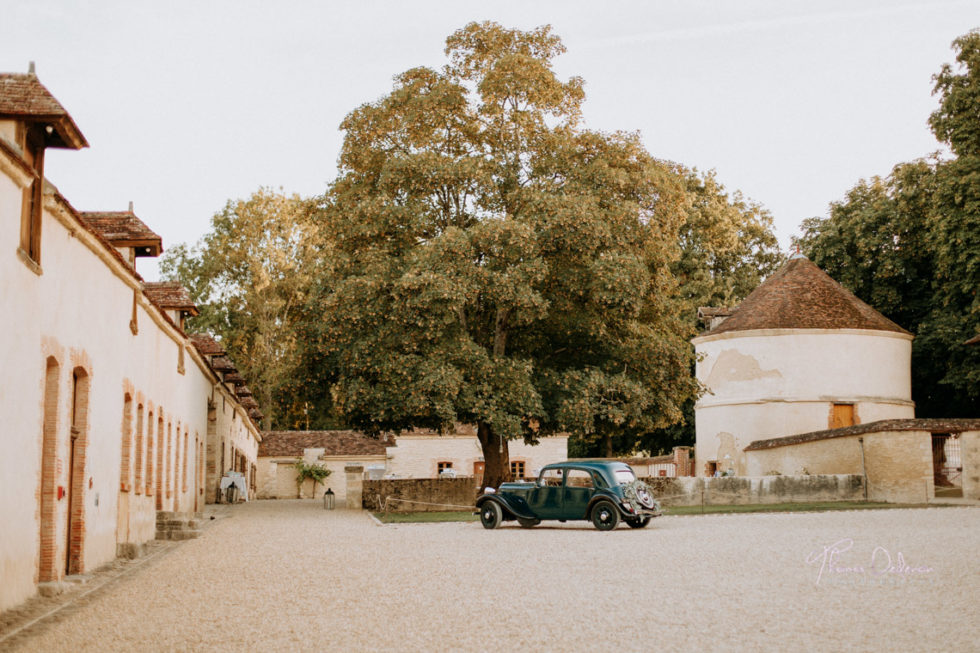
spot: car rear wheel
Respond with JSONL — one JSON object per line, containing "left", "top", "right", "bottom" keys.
{"left": 517, "top": 517, "right": 541, "bottom": 528}
{"left": 591, "top": 500, "right": 620, "bottom": 531}
{"left": 626, "top": 516, "right": 651, "bottom": 529}
{"left": 480, "top": 501, "right": 503, "bottom": 529}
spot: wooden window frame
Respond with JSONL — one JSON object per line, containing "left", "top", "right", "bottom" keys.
{"left": 829, "top": 403, "right": 857, "bottom": 429}
{"left": 18, "top": 128, "right": 45, "bottom": 268}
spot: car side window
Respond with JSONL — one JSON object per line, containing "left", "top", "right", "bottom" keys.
{"left": 539, "top": 468, "right": 563, "bottom": 487}
{"left": 565, "top": 469, "right": 594, "bottom": 489}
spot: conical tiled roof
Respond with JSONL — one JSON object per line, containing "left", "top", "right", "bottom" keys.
{"left": 708, "top": 255, "right": 910, "bottom": 336}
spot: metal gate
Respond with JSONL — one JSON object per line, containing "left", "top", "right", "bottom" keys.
{"left": 932, "top": 434, "right": 963, "bottom": 498}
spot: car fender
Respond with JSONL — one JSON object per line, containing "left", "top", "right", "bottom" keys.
{"left": 476, "top": 494, "right": 536, "bottom": 521}
{"left": 586, "top": 493, "right": 630, "bottom": 519}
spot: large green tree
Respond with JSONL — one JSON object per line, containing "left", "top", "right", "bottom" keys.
{"left": 161, "top": 188, "right": 328, "bottom": 427}
{"left": 310, "top": 22, "right": 700, "bottom": 488}
{"left": 570, "top": 166, "right": 782, "bottom": 457}
{"left": 673, "top": 167, "right": 782, "bottom": 311}
{"left": 795, "top": 29, "right": 980, "bottom": 417}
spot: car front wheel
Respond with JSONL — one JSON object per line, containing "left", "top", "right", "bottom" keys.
{"left": 591, "top": 500, "right": 620, "bottom": 531}
{"left": 480, "top": 501, "right": 503, "bottom": 529}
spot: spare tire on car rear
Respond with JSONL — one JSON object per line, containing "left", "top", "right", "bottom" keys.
{"left": 622, "top": 480, "right": 659, "bottom": 510}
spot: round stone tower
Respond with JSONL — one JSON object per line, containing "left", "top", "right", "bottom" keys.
{"left": 692, "top": 254, "right": 914, "bottom": 476}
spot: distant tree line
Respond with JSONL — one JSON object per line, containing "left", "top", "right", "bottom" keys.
{"left": 795, "top": 28, "right": 980, "bottom": 418}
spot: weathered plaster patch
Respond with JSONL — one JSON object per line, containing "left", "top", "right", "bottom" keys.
{"left": 706, "top": 349, "right": 782, "bottom": 388}
{"left": 716, "top": 432, "right": 737, "bottom": 474}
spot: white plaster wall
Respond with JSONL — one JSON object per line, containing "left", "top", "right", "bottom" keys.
{"left": 0, "top": 158, "right": 260, "bottom": 610}
{"left": 0, "top": 159, "right": 38, "bottom": 611}
{"left": 257, "top": 455, "right": 385, "bottom": 507}
{"left": 692, "top": 329, "right": 914, "bottom": 476}
{"left": 694, "top": 329, "right": 913, "bottom": 407}
{"left": 386, "top": 435, "right": 568, "bottom": 479}
{"left": 694, "top": 400, "right": 916, "bottom": 476}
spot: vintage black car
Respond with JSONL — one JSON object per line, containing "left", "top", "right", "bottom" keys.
{"left": 475, "top": 461, "right": 662, "bottom": 531}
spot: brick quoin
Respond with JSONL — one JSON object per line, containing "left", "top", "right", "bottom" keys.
{"left": 119, "top": 393, "right": 133, "bottom": 492}
{"left": 66, "top": 366, "right": 91, "bottom": 576}
{"left": 38, "top": 356, "right": 60, "bottom": 583}
{"left": 145, "top": 410, "right": 154, "bottom": 497}
{"left": 155, "top": 413, "right": 164, "bottom": 508}
{"left": 134, "top": 403, "right": 144, "bottom": 495}
{"left": 166, "top": 420, "right": 173, "bottom": 503}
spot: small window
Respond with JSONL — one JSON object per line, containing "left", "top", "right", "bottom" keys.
{"left": 539, "top": 468, "right": 563, "bottom": 487}
{"left": 565, "top": 469, "right": 594, "bottom": 489}
{"left": 510, "top": 461, "right": 526, "bottom": 479}
{"left": 437, "top": 461, "right": 453, "bottom": 473}
{"left": 830, "top": 403, "right": 856, "bottom": 429}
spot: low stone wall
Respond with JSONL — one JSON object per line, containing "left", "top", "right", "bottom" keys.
{"left": 363, "top": 478, "right": 478, "bottom": 512}
{"left": 363, "top": 474, "right": 866, "bottom": 511}
{"left": 640, "top": 474, "right": 865, "bottom": 507}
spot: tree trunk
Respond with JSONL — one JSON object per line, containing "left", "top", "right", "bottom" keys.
{"left": 477, "top": 421, "right": 511, "bottom": 492}
{"left": 602, "top": 433, "right": 613, "bottom": 458}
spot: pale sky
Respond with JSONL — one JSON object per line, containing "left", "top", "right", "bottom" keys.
{"left": 3, "top": 0, "right": 979, "bottom": 280}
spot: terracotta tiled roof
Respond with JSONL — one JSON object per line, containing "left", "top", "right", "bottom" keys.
{"left": 209, "top": 356, "right": 235, "bottom": 372}
{"left": 238, "top": 396, "right": 259, "bottom": 409}
{"left": 236, "top": 385, "right": 252, "bottom": 397}
{"left": 259, "top": 431, "right": 394, "bottom": 458}
{"left": 0, "top": 73, "right": 88, "bottom": 149}
{"left": 248, "top": 408, "right": 264, "bottom": 421}
{"left": 706, "top": 255, "right": 910, "bottom": 336}
{"left": 143, "top": 282, "right": 199, "bottom": 316}
{"left": 79, "top": 211, "right": 162, "bottom": 255}
{"left": 223, "top": 372, "right": 246, "bottom": 385}
{"left": 744, "top": 418, "right": 980, "bottom": 451}
{"left": 189, "top": 333, "right": 225, "bottom": 357}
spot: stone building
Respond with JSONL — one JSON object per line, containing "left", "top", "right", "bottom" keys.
{"left": 0, "top": 70, "right": 261, "bottom": 613}
{"left": 693, "top": 254, "right": 979, "bottom": 502}
{"left": 256, "top": 427, "right": 569, "bottom": 506}
{"left": 693, "top": 254, "right": 914, "bottom": 476}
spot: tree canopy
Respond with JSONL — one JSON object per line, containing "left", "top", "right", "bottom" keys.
{"left": 796, "top": 29, "right": 980, "bottom": 417}
{"left": 160, "top": 188, "right": 328, "bottom": 428}
{"left": 308, "top": 21, "right": 705, "bottom": 486}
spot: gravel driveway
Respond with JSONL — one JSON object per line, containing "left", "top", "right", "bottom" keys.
{"left": 6, "top": 500, "right": 977, "bottom": 652}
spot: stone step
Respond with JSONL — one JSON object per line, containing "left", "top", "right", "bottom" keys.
{"left": 155, "top": 530, "right": 201, "bottom": 541}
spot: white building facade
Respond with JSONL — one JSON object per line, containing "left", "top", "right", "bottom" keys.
{"left": 0, "top": 71, "right": 261, "bottom": 612}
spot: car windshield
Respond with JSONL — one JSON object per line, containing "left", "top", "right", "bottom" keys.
{"left": 614, "top": 469, "right": 636, "bottom": 485}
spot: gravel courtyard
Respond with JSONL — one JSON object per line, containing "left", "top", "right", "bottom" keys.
{"left": 5, "top": 501, "right": 978, "bottom": 652}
